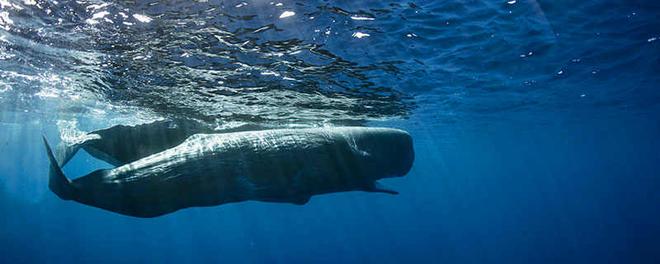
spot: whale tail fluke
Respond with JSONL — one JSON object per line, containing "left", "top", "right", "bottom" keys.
{"left": 43, "top": 136, "right": 74, "bottom": 200}
{"left": 54, "top": 141, "right": 83, "bottom": 169}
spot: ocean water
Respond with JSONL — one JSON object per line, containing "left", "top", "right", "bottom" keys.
{"left": 1, "top": 0, "right": 660, "bottom": 263}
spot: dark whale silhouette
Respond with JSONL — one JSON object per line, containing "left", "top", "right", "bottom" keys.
{"left": 44, "top": 127, "right": 414, "bottom": 218}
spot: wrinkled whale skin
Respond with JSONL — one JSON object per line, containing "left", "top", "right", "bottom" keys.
{"left": 45, "top": 127, "right": 414, "bottom": 218}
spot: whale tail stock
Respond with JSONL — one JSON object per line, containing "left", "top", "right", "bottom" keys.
{"left": 43, "top": 136, "right": 75, "bottom": 200}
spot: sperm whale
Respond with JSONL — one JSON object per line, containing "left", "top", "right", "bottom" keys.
{"left": 55, "top": 119, "right": 225, "bottom": 167}
{"left": 44, "top": 127, "right": 414, "bottom": 218}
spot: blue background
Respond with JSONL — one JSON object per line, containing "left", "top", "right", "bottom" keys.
{"left": 2, "top": 114, "right": 660, "bottom": 263}
{"left": 1, "top": 0, "right": 660, "bottom": 263}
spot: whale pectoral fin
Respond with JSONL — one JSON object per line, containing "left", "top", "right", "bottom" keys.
{"left": 364, "top": 181, "right": 399, "bottom": 195}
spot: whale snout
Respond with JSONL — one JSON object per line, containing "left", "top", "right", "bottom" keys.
{"left": 349, "top": 128, "right": 415, "bottom": 179}
{"left": 389, "top": 130, "right": 415, "bottom": 177}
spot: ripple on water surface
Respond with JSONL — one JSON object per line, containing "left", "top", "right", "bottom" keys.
{"left": 0, "top": 0, "right": 658, "bottom": 125}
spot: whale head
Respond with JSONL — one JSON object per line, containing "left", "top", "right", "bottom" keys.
{"left": 339, "top": 127, "right": 415, "bottom": 180}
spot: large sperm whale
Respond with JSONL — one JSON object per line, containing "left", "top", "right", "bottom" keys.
{"left": 44, "top": 127, "right": 414, "bottom": 218}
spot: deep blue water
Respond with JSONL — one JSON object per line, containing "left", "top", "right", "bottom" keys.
{"left": 1, "top": 0, "right": 660, "bottom": 263}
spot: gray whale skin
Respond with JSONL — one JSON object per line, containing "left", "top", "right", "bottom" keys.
{"left": 44, "top": 127, "right": 414, "bottom": 218}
